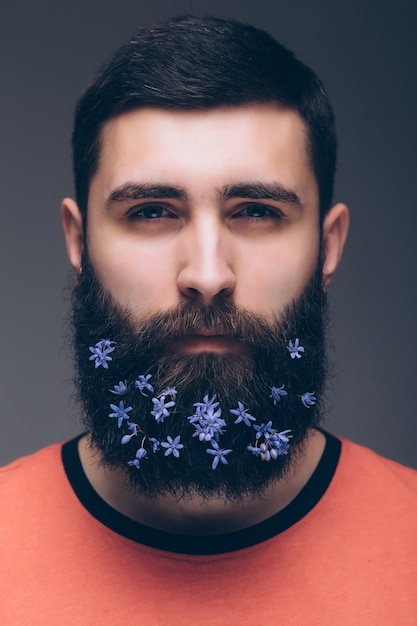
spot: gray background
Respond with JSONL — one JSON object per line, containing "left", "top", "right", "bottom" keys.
{"left": 1, "top": 0, "right": 416, "bottom": 468}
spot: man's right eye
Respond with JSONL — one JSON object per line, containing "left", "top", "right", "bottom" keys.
{"left": 130, "top": 204, "right": 174, "bottom": 220}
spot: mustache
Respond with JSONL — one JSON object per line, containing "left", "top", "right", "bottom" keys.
{"left": 86, "top": 295, "right": 287, "bottom": 358}
{"left": 135, "top": 300, "right": 278, "bottom": 340}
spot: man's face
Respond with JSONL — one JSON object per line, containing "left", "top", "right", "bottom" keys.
{"left": 85, "top": 105, "right": 321, "bottom": 332}
{"left": 63, "top": 104, "right": 348, "bottom": 499}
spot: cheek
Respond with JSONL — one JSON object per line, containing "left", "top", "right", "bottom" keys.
{"left": 235, "top": 239, "right": 320, "bottom": 315}
{"left": 86, "top": 234, "right": 179, "bottom": 313}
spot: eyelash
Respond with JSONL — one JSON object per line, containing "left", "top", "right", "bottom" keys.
{"left": 127, "top": 203, "right": 283, "bottom": 223}
{"left": 234, "top": 204, "right": 283, "bottom": 221}
{"left": 128, "top": 205, "right": 174, "bottom": 221}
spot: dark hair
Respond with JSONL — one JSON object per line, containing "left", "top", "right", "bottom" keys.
{"left": 72, "top": 16, "right": 337, "bottom": 222}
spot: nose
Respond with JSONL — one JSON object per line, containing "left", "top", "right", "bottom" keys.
{"left": 177, "top": 219, "right": 236, "bottom": 302}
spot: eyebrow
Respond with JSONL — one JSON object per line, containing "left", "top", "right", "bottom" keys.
{"left": 106, "top": 183, "right": 188, "bottom": 209}
{"left": 220, "top": 182, "right": 303, "bottom": 209}
{"left": 106, "top": 181, "right": 303, "bottom": 210}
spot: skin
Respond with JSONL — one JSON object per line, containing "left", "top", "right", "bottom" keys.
{"left": 62, "top": 105, "right": 349, "bottom": 534}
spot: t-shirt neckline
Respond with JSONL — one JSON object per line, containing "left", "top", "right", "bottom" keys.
{"left": 61, "top": 430, "right": 341, "bottom": 555}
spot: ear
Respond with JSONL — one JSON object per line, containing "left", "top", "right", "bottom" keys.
{"left": 61, "top": 197, "right": 84, "bottom": 274}
{"left": 321, "top": 202, "right": 349, "bottom": 290}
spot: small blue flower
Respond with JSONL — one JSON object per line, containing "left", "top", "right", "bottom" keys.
{"left": 253, "top": 421, "right": 277, "bottom": 440}
{"left": 127, "top": 447, "right": 147, "bottom": 469}
{"left": 161, "top": 387, "right": 178, "bottom": 400}
{"left": 189, "top": 406, "right": 226, "bottom": 441}
{"left": 135, "top": 374, "right": 154, "bottom": 397}
{"left": 120, "top": 422, "right": 139, "bottom": 444}
{"left": 192, "top": 423, "right": 214, "bottom": 442}
{"left": 206, "top": 440, "right": 233, "bottom": 470}
{"left": 301, "top": 391, "right": 316, "bottom": 408}
{"left": 230, "top": 402, "right": 256, "bottom": 426}
{"left": 259, "top": 442, "right": 273, "bottom": 461}
{"left": 193, "top": 394, "right": 220, "bottom": 413}
{"left": 89, "top": 339, "right": 116, "bottom": 369}
{"left": 286, "top": 338, "right": 305, "bottom": 359}
{"left": 109, "top": 400, "right": 133, "bottom": 428}
{"left": 109, "top": 380, "right": 128, "bottom": 395}
{"left": 149, "top": 437, "right": 161, "bottom": 453}
{"left": 161, "top": 435, "right": 184, "bottom": 458}
{"left": 251, "top": 429, "right": 293, "bottom": 461}
{"left": 151, "top": 395, "right": 176, "bottom": 423}
{"left": 268, "top": 429, "right": 293, "bottom": 456}
{"left": 269, "top": 385, "right": 288, "bottom": 405}
{"left": 247, "top": 444, "right": 262, "bottom": 457}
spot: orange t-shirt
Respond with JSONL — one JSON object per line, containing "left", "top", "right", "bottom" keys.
{"left": 0, "top": 433, "right": 416, "bottom": 624}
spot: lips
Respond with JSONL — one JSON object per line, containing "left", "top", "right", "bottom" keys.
{"left": 174, "top": 331, "right": 239, "bottom": 354}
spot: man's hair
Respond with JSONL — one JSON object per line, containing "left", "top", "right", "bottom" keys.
{"left": 72, "top": 16, "right": 337, "bottom": 222}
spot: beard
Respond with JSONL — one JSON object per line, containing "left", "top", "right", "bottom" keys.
{"left": 70, "top": 250, "right": 329, "bottom": 502}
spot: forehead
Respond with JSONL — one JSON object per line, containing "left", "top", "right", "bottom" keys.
{"left": 92, "top": 105, "right": 317, "bottom": 203}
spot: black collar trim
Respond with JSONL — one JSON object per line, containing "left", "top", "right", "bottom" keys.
{"left": 61, "top": 431, "right": 341, "bottom": 555}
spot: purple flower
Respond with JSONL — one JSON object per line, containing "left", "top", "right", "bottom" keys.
{"left": 269, "top": 385, "right": 288, "bottom": 405}
{"left": 120, "top": 422, "right": 139, "bottom": 444}
{"left": 230, "top": 401, "right": 256, "bottom": 426}
{"left": 206, "top": 440, "right": 233, "bottom": 470}
{"left": 109, "top": 400, "right": 133, "bottom": 428}
{"left": 301, "top": 391, "right": 316, "bottom": 408}
{"left": 89, "top": 339, "right": 116, "bottom": 369}
{"left": 127, "top": 447, "right": 147, "bottom": 469}
{"left": 161, "top": 435, "right": 184, "bottom": 458}
{"left": 151, "top": 395, "right": 176, "bottom": 423}
{"left": 135, "top": 374, "right": 154, "bottom": 397}
{"left": 161, "top": 387, "right": 178, "bottom": 400}
{"left": 189, "top": 406, "right": 226, "bottom": 441}
{"left": 193, "top": 394, "right": 220, "bottom": 413}
{"left": 253, "top": 420, "right": 277, "bottom": 440}
{"left": 110, "top": 380, "right": 128, "bottom": 395}
{"left": 268, "top": 429, "right": 293, "bottom": 457}
{"left": 251, "top": 429, "right": 293, "bottom": 461}
{"left": 247, "top": 444, "right": 262, "bottom": 457}
{"left": 149, "top": 437, "right": 161, "bottom": 453}
{"left": 286, "top": 338, "right": 305, "bottom": 359}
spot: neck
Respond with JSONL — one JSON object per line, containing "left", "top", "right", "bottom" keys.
{"left": 78, "top": 429, "right": 325, "bottom": 535}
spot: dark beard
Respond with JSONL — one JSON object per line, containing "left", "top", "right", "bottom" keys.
{"left": 71, "top": 252, "right": 328, "bottom": 502}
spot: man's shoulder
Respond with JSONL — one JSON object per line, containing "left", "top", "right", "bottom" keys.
{"left": 0, "top": 441, "right": 67, "bottom": 507}
{"left": 334, "top": 435, "right": 417, "bottom": 507}
{"left": 0, "top": 441, "right": 64, "bottom": 472}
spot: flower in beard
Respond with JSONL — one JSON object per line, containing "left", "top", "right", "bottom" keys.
{"left": 89, "top": 339, "right": 115, "bottom": 368}
{"left": 188, "top": 400, "right": 226, "bottom": 442}
{"left": 128, "top": 447, "right": 147, "bottom": 469}
{"left": 206, "top": 440, "right": 233, "bottom": 470}
{"left": 301, "top": 391, "right": 317, "bottom": 408}
{"left": 110, "top": 380, "right": 128, "bottom": 395}
{"left": 151, "top": 395, "right": 176, "bottom": 423}
{"left": 71, "top": 249, "right": 328, "bottom": 501}
{"left": 269, "top": 385, "right": 287, "bottom": 405}
{"left": 161, "top": 435, "right": 184, "bottom": 458}
{"left": 135, "top": 374, "right": 154, "bottom": 397}
{"left": 248, "top": 429, "right": 293, "bottom": 461}
{"left": 121, "top": 422, "right": 140, "bottom": 444}
{"left": 149, "top": 437, "right": 161, "bottom": 453}
{"left": 253, "top": 421, "right": 277, "bottom": 440}
{"left": 109, "top": 400, "right": 133, "bottom": 428}
{"left": 230, "top": 402, "right": 256, "bottom": 426}
{"left": 286, "top": 338, "right": 305, "bottom": 359}
{"left": 161, "top": 387, "right": 178, "bottom": 400}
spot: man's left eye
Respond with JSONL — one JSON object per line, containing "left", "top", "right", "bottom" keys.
{"left": 237, "top": 204, "right": 277, "bottom": 219}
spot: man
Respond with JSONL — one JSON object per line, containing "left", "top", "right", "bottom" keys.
{"left": 1, "top": 15, "right": 416, "bottom": 623}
